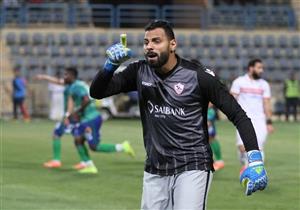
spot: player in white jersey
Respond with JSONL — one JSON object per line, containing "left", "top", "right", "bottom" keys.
{"left": 230, "top": 59, "right": 274, "bottom": 173}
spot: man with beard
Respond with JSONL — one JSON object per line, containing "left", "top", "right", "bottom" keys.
{"left": 90, "top": 20, "right": 268, "bottom": 209}
{"left": 230, "top": 59, "right": 274, "bottom": 174}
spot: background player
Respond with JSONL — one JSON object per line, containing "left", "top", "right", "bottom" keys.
{"left": 36, "top": 67, "right": 135, "bottom": 174}
{"left": 10, "top": 68, "right": 30, "bottom": 121}
{"left": 208, "top": 102, "right": 225, "bottom": 171}
{"left": 230, "top": 58, "right": 274, "bottom": 173}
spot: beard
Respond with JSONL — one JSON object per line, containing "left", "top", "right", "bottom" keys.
{"left": 252, "top": 72, "right": 262, "bottom": 80}
{"left": 145, "top": 50, "right": 169, "bottom": 68}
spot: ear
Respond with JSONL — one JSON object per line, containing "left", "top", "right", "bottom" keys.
{"left": 170, "top": 39, "right": 177, "bottom": 53}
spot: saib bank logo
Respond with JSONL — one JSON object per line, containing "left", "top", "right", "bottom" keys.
{"left": 147, "top": 101, "right": 185, "bottom": 116}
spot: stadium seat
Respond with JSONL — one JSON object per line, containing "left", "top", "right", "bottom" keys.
{"left": 258, "top": 48, "right": 269, "bottom": 59}
{"left": 85, "top": 34, "right": 96, "bottom": 46}
{"left": 76, "top": 47, "right": 87, "bottom": 57}
{"left": 231, "top": 47, "right": 240, "bottom": 58}
{"left": 221, "top": 47, "right": 230, "bottom": 59}
{"left": 214, "top": 35, "right": 224, "bottom": 47}
{"left": 182, "top": 47, "right": 192, "bottom": 58}
{"left": 45, "top": 33, "right": 56, "bottom": 45}
{"left": 27, "top": 57, "right": 40, "bottom": 68}
{"left": 241, "top": 58, "right": 248, "bottom": 70}
{"left": 137, "top": 33, "right": 145, "bottom": 46}
{"left": 177, "top": 34, "right": 186, "bottom": 45}
{"left": 213, "top": 58, "right": 225, "bottom": 70}
{"left": 36, "top": 45, "right": 48, "bottom": 56}
{"left": 253, "top": 35, "right": 263, "bottom": 48}
{"left": 23, "top": 45, "right": 34, "bottom": 56}
{"left": 10, "top": 45, "right": 21, "bottom": 55}
{"left": 278, "top": 35, "right": 289, "bottom": 48}
{"left": 227, "top": 58, "right": 239, "bottom": 71}
{"left": 292, "top": 59, "right": 300, "bottom": 70}
{"left": 97, "top": 34, "right": 109, "bottom": 46}
{"left": 271, "top": 70, "right": 285, "bottom": 81}
{"left": 202, "top": 35, "right": 211, "bottom": 47}
{"left": 290, "top": 35, "right": 300, "bottom": 48}
{"left": 208, "top": 47, "right": 218, "bottom": 59}
{"left": 14, "top": 56, "right": 25, "bottom": 68}
{"left": 297, "top": 48, "right": 300, "bottom": 59}
{"left": 72, "top": 33, "right": 83, "bottom": 46}
{"left": 19, "top": 33, "right": 30, "bottom": 45}
{"left": 228, "top": 35, "right": 238, "bottom": 47}
{"left": 90, "top": 46, "right": 101, "bottom": 57}
{"left": 6, "top": 32, "right": 17, "bottom": 46}
{"left": 82, "top": 57, "right": 93, "bottom": 68}
{"left": 189, "top": 34, "right": 200, "bottom": 47}
{"left": 53, "top": 57, "right": 66, "bottom": 68}
{"left": 272, "top": 48, "right": 281, "bottom": 58}
{"left": 63, "top": 45, "right": 74, "bottom": 57}
{"left": 265, "top": 58, "right": 276, "bottom": 71}
{"left": 50, "top": 46, "right": 61, "bottom": 57}
{"left": 278, "top": 58, "right": 290, "bottom": 71}
{"left": 195, "top": 48, "right": 205, "bottom": 59}
{"left": 58, "top": 33, "right": 69, "bottom": 46}
{"left": 32, "top": 33, "right": 43, "bottom": 46}
{"left": 265, "top": 35, "right": 276, "bottom": 48}
{"left": 69, "top": 56, "right": 79, "bottom": 67}
{"left": 282, "top": 48, "right": 294, "bottom": 59}
{"left": 240, "top": 35, "right": 251, "bottom": 48}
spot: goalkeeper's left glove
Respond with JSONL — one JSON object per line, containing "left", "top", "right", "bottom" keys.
{"left": 240, "top": 150, "right": 268, "bottom": 196}
{"left": 104, "top": 43, "right": 132, "bottom": 73}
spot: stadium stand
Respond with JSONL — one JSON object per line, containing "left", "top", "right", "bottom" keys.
{"left": 3, "top": 29, "right": 299, "bottom": 82}
{"left": 0, "top": 2, "right": 299, "bottom": 117}
{"left": 0, "top": 3, "right": 297, "bottom": 29}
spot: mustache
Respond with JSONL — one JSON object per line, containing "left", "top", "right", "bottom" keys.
{"left": 145, "top": 51, "right": 158, "bottom": 57}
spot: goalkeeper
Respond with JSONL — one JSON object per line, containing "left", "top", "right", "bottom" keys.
{"left": 36, "top": 67, "right": 135, "bottom": 174}
{"left": 90, "top": 20, "right": 268, "bottom": 209}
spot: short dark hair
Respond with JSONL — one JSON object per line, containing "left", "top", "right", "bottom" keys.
{"left": 248, "top": 58, "right": 262, "bottom": 69}
{"left": 144, "top": 19, "right": 175, "bottom": 40}
{"left": 65, "top": 67, "right": 78, "bottom": 78}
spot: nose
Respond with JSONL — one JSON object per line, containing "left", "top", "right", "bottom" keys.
{"left": 145, "top": 42, "right": 153, "bottom": 51}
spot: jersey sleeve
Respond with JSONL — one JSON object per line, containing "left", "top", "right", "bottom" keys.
{"left": 197, "top": 69, "right": 259, "bottom": 151}
{"left": 263, "top": 81, "right": 271, "bottom": 98}
{"left": 230, "top": 78, "right": 240, "bottom": 94}
{"left": 90, "top": 61, "right": 139, "bottom": 99}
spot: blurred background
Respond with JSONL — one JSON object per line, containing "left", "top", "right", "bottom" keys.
{"left": 0, "top": 0, "right": 299, "bottom": 120}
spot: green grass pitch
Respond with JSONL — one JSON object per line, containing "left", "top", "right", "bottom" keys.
{"left": 1, "top": 119, "right": 299, "bottom": 210}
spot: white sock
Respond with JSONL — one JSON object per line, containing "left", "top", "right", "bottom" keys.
{"left": 115, "top": 144, "right": 123, "bottom": 152}
{"left": 86, "top": 160, "right": 94, "bottom": 166}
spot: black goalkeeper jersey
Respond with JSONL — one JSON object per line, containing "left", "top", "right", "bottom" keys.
{"left": 90, "top": 56, "right": 259, "bottom": 176}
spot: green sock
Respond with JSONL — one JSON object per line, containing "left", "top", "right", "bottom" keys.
{"left": 76, "top": 145, "right": 90, "bottom": 162}
{"left": 210, "top": 139, "right": 222, "bottom": 161}
{"left": 96, "top": 144, "right": 117, "bottom": 152}
{"left": 53, "top": 138, "right": 61, "bottom": 161}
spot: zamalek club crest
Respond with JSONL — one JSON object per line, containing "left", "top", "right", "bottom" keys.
{"left": 174, "top": 83, "right": 184, "bottom": 95}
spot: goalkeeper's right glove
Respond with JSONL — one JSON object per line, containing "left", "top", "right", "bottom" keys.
{"left": 240, "top": 150, "right": 268, "bottom": 196}
{"left": 104, "top": 43, "right": 132, "bottom": 73}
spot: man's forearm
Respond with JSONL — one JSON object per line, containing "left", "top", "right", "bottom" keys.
{"left": 90, "top": 70, "right": 113, "bottom": 99}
